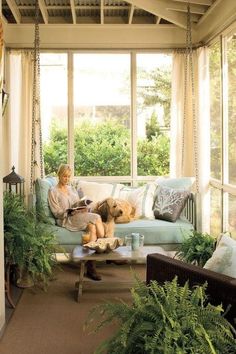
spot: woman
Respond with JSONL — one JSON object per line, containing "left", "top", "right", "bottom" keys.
{"left": 48, "top": 164, "right": 105, "bottom": 281}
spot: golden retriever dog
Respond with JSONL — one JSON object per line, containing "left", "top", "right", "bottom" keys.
{"left": 92, "top": 198, "right": 135, "bottom": 237}
{"left": 113, "top": 198, "right": 136, "bottom": 224}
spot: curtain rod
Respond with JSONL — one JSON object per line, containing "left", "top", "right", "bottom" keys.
{"left": 5, "top": 45, "right": 204, "bottom": 52}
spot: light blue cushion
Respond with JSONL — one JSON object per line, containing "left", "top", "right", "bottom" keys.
{"left": 52, "top": 225, "right": 83, "bottom": 250}
{"left": 35, "top": 177, "right": 57, "bottom": 224}
{"left": 155, "top": 177, "right": 195, "bottom": 190}
{"left": 49, "top": 217, "right": 193, "bottom": 252}
{"left": 114, "top": 218, "right": 193, "bottom": 245}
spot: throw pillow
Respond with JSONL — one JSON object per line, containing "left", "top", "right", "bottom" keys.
{"left": 119, "top": 182, "right": 158, "bottom": 219}
{"left": 153, "top": 185, "right": 190, "bottom": 222}
{"left": 74, "top": 180, "right": 124, "bottom": 203}
{"left": 215, "top": 231, "right": 231, "bottom": 247}
{"left": 203, "top": 234, "right": 236, "bottom": 278}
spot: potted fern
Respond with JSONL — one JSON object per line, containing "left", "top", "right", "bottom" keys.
{"left": 4, "top": 191, "right": 61, "bottom": 289}
{"left": 86, "top": 277, "right": 236, "bottom": 354}
{"left": 175, "top": 230, "right": 216, "bottom": 267}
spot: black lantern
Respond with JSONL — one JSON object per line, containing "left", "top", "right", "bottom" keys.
{"left": 2, "top": 89, "right": 10, "bottom": 116}
{"left": 3, "top": 166, "right": 25, "bottom": 198}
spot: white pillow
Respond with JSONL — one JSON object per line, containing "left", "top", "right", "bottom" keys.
{"left": 119, "top": 182, "right": 158, "bottom": 219}
{"left": 203, "top": 234, "right": 236, "bottom": 278}
{"left": 75, "top": 180, "right": 124, "bottom": 203}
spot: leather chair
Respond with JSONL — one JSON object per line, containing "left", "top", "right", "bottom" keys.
{"left": 146, "top": 253, "right": 236, "bottom": 326}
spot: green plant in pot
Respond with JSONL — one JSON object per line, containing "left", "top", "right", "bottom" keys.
{"left": 86, "top": 277, "right": 236, "bottom": 354}
{"left": 176, "top": 230, "right": 216, "bottom": 267}
{"left": 4, "top": 191, "right": 61, "bottom": 289}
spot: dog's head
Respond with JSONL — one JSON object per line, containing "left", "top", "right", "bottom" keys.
{"left": 96, "top": 198, "right": 123, "bottom": 222}
{"left": 113, "top": 199, "right": 136, "bottom": 224}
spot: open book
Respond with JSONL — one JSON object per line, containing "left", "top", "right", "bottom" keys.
{"left": 67, "top": 197, "right": 93, "bottom": 215}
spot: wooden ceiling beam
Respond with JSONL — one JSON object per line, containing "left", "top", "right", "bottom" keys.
{"left": 38, "top": 0, "right": 49, "bottom": 24}
{"left": 196, "top": 0, "right": 235, "bottom": 42}
{"left": 100, "top": 0, "right": 104, "bottom": 24}
{"left": 2, "top": 14, "right": 8, "bottom": 25}
{"left": 70, "top": 0, "right": 77, "bottom": 24}
{"left": 172, "top": 0, "right": 212, "bottom": 5}
{"left": 197, "top": 0, "right": 222, "bottom": 26}
{"left": 126, "top": 0, "right": 194, "bottom": 30}
{"left": 5, "top": 0, "right": 21, "bottom": 24}
{"left": 128, "top": 5, "right": 135, "bottom": 24}
{"left": 167, "top": 3, "right": 207, "bottom": 15}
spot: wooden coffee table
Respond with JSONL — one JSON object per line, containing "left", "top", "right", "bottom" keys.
{"left": 72, "top": 245, "right": 169, "bottom": 302}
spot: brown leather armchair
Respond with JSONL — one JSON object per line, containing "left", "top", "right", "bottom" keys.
{"left": 146, "top": 253, "right": 236, "bottom": 326}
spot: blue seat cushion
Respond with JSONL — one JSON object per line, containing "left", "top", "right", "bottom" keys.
{"left": 50, "top": 217, "right": 193, "bottom": 252}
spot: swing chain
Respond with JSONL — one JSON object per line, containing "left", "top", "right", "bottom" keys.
{"left": 182, "top": 2, "right": 199, "bottom": 193}
{"left": 30, "top": 0, "right": 43, "bottom": 193}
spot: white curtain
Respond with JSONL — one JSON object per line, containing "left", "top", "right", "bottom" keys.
{"left": 3, "top": 50, "right": 33, "bottom": 199}
{"left": 196, "top": 47, "right": 210, "bottom": 232}
{"left": 170, "top": 48, "right": 210, "bottom": 232}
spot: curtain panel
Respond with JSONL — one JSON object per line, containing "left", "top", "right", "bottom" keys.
{"left": 3, "top": 50, "right": 33, "bottom": 199}
{"left": 170, "top": 47, "right": 210, "bottom": 232}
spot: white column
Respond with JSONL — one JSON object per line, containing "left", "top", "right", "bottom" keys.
{"left": 0, "top": 2, "right": 6, "bottom": 334}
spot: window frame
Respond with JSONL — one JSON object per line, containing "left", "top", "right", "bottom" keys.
{"left": 40, "top": 49, "right": 172, "bottom": 186}
{"left": 209, "top": 23, "right": 236, "bottom": 234}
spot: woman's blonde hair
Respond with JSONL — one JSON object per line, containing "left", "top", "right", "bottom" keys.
{"left": 57, "top": 164, "right": 71, "bottom": 178}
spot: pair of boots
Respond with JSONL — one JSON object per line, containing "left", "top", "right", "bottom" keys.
{"left": 86, "top": 261, "right": 101, "bottom": 281}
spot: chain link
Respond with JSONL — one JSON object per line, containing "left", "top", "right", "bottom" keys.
{"left": 30, "top": 0, "right": 43, "bottom": 193}
{"left": 182, "top": 22, "right": 188, "bottom": 175}
{"left": 182, "top": 3, "right": 199, "bottom": 193}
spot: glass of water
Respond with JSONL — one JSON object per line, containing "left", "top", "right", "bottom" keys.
{"left": 139, "top": 234, "right": 144, "bottom": 248}
{"left": 124, "top": 235, "right": 132, "bottom": 249}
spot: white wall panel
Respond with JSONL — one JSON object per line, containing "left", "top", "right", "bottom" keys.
{"left": 4, "top": 24, "right": 188, "bottom": 49}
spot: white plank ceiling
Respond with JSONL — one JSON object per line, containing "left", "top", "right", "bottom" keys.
{"left": 2, "top": 0, "right": 218, "bottom": 29}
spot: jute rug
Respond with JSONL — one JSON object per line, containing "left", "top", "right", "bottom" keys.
{"left": 0, "top": 262, "right": 146, "bottom": 354}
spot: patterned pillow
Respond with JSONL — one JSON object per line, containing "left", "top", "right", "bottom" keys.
{"left": 153, "top": 186, "right": 190, "bottom": 222}
{"left": 203, "top": 234, "right": 236, "bottom": 278}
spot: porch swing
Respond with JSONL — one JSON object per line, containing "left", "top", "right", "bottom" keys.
{"left": 27, "top": 2, "right": 198, "bottom": 260}
{"left": 182, "top": 3, "right": 199, "bottom": 194}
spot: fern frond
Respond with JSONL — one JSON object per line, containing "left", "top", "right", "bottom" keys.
{"left": 86, "top": 275, "right": 236, "bottom": 354}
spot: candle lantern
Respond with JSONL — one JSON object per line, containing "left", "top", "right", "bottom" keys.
{"left": 3, "top": 166, "right": 25, "bottom": 198}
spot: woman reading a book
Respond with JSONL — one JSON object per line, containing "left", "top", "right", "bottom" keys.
{"left": 48, "top": 163, "right": 105, "bottom": 281}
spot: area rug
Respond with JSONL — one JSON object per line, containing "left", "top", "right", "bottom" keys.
{"left": 0, "top": 262, "right": 146, "bottom": 354}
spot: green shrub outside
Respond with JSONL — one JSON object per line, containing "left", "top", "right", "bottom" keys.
{"left": 43, "top": 120, "right": 170, "bottom": 177}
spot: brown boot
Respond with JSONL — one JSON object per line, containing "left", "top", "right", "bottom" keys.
{"left": 86, "top": 261, "right": 102, "bottom": 281}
